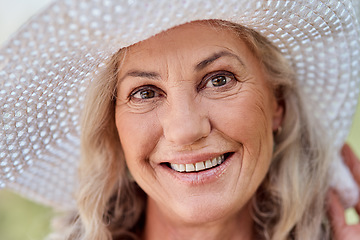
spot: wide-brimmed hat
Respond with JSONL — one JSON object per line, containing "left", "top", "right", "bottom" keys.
{"left": 0, "top": 0, "right": 359, "bottom": 210}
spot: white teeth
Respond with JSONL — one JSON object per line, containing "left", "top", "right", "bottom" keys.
{"left": 186, "top": 163, "right": 195, "bottom": 172}
{"left": 217, "top": 156, "right": 222, "bottom": 164}
{"left": 170, "top": 154, "right": 226, "bottom": 173}
{"left": 211, "top": 158, "right": 217, "bottom": 166}
{"left": 170, "top": 163, "right": 179, "bottom": 171}
{"left": 178, "top": 164, "right": 185, "bottom": 172}
{"left": 195, "top": 162, "right": 205, "bottom": 171}
{"left": 205, "top": 160, "right": 212, "bottom": 168}
{"left": 217, "top": 155, "right": 224, "bottom": 164}
{"left": 170, "top": 163, "right": 185, "bottom": 172}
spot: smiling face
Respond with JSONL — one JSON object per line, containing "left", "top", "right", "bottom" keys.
{"left": 115, "top": 22, "right": 283, "bottom": 226}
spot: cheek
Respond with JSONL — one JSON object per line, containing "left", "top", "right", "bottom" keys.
{"left": 210, "top": 93, "right": 273, "bottom": 143}
{"left": 115, "top": 108, "right": 161, "bottom": 166}
{"left": 208, "top": 90, "right": 274, "bottom": 171}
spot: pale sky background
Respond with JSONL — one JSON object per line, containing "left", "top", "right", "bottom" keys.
{"left": 0, "top": 0, "right": 52, "bottom": 46}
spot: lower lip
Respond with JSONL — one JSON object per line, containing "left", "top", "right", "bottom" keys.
{"left": 159, "top": 153, "right": 239, "bottom": 185}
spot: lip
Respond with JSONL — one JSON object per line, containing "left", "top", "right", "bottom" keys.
{"left": 158, "top": 152, "right": 239, "bottom": 185}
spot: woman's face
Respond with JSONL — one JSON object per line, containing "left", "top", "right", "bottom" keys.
{"left": 115, "top": 22, "right": 283, "bottom": 224}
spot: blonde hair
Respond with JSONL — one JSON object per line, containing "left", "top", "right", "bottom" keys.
{"left": 52, "top": 20, "right": 332, "bottom": 240}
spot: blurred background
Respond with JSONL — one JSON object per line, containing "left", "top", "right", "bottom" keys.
{"left": 0, "top": 1, "right": 57, "bottom": 240}
{"left": 0, "top": 0, "right": 359, "bottom": 239}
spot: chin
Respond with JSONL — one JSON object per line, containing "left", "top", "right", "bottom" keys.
{"left": 167, "top": 193, "right": 251, "bottom": 226}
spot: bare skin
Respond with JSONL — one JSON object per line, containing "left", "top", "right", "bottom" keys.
{"left": 114, "top": 20, "right": 359, "bottom": 240}
{"left": 115, "top": 22, "right": 283, "bottom": 240}
{"left": 143, "top": 199, "right": 254, "bottom": 240}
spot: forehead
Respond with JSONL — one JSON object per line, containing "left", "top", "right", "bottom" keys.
{"left": 122, "top": 21, "right": 253, "bottom": 64}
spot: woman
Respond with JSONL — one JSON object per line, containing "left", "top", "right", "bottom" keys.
{"left": 0, "top": 0, "right": 359, "bottom": 239}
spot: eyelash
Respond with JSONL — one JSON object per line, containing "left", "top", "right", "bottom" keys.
{"left": 128, "top": 70, "right": 237, "bottom": 101}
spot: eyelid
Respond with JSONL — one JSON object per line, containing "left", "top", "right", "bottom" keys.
{"left": 130, "top": 85, "right": 152, "bottom": 97}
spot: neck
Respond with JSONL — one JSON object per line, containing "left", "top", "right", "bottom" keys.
{"left": 142, "top": 198, "right": 254, "bottom": 240}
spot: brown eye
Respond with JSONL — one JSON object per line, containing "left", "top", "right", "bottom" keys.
{"left": 138, "top": 89, "right": 155, "bottom": 99}
{"left": 205, "top": 74, "right": 233, "bottom": 88}
{"left": 211, "top": 76, "right": 228, "bottom": 87}
{"left": 130, "top": 85, "right": 163, "bottom": 100}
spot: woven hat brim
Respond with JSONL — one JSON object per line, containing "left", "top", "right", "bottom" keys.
{"left": 0, "top": 0, "right": 359, "bottom": 210}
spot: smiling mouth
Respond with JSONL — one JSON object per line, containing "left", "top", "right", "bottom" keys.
{"left": 164, "top": 153, "right": 233, "bottom": 173}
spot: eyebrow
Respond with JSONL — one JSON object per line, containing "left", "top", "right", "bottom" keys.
{"left": 195, "top": 50, "right": 245, "bottom": 71}
{"left": 125, "top": 70, "right": 160, "bottom": 79}
{"left": 120, "top": 50, "right": 245, "bottom": 81}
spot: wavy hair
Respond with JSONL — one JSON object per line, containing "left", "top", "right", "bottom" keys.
{"left": 48, "top": 20, "right": 332, "bottom": 240}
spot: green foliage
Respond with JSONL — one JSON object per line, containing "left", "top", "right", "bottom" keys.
{"left": 345, "top": 99, "right": 360, "bottom": 225}
{"left": 0, "top": 190, "right": 53, "bottom": 240}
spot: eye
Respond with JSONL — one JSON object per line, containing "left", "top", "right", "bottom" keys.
{"left": 204, "top": 71, "right": 236, "bottom": 88}
{"left": 135, "top": 89, "right": 156, "bottom": 99}
{"left": 207, "top": 75, "right": 228, "bottom": 87}
{"left": 130, "top": 85, "right": 163, "bottom": 100}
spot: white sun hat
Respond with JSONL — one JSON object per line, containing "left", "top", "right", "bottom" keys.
{"left": 0, "top": 0, "right": 359, "bottom": 210}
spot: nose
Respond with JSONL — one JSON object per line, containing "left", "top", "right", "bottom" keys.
{"left": 161, "top": 94, "right": 211, "bottom": 146}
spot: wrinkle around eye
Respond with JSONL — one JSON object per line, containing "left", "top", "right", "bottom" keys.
{"left": 123, "top": 94, "right": 164, "bottom": 115}
{"left": 117, "top": 98, "right": 162, "bottom": 114}
{"left": 200, "top": 73, "right": 255, "bottom": 100}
